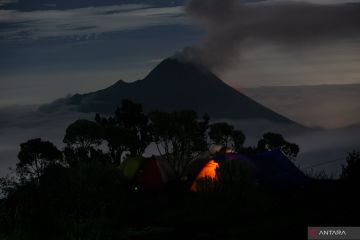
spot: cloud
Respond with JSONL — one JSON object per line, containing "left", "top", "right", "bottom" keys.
{"left": 0, "top": 0, "right": 17, "bottom": 7}
{"left": 242, "top": 84, "right": 360, "bottom": 129}
{"left": 0, "top": 105, "right": 92, "bottom": 176}
{"left": 0, "top": 4, "right": 188, "bottom": 40}
{"left": 178, "top": 0, "right": 360, "bottom": 70}
{"left": 1, "top": 105, "right": 359, "bottom": 178}
{"left": 217, "top": 40, "right": 360, "bottom": 88}
{"left": 201, "top": 117, "right": 360, "bottom": 177}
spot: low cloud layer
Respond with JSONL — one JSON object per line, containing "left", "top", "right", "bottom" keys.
{"left": 179, "top": 0, "right": 360, "bottom": 70}
{"left": 0, "top": 106, "right": 91, "bottom": 176}
{"left": 242, "top": 84, "right": 360, "bottom": 129}
{"left": 1, "top": 102, "right": 359, "bottom": 178}
{"left": 0, "top": 4, "right": 187, "bottom": 40}
{"left": 0, "top": 0, "right": 17, "bottom": 7}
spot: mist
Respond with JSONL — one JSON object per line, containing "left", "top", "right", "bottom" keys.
{"left": 1, "top": 104, "right": 359, "bottom": 178}
{"left": 242, "top": 84, "right": 360, "bottom": 129}
{"left": 0, "top": 106, "right": 92, "bottom": 176}
{"left": 216, "top": 118, "right": 360, "bottom": 177}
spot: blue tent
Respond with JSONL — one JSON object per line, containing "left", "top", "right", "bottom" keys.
{"left": 244, "top": 149, "right": 308, "bottom": 188}
{"left": 191, "top": 149, "right": 308, "bottom": 190}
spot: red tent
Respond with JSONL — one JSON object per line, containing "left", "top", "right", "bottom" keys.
{"left": 135, "top": 157, "right": 176, "bottom": 191}
{"left": 135, "top": 158, "right": 164, "bottom": 190}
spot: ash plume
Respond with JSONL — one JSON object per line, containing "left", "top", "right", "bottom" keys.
{"left": 177, "top": 0, "right": 360, "bottom": 70}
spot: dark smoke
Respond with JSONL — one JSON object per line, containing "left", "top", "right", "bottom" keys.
{"left": 178, "top": 0, "right": 360, "bottom": 70}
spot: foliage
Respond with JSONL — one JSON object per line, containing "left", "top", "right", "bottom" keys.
{"left": 1, "top": 100, "right": 329, "bottom": 240}
{"left": 304, "top": 168, "right": 333, "bottom": 180}
{"left": 17, "top": 138, "right": 62, "bottom": 180}
{"left": 1, "top": 161, "right": 129, "bottom": 240}
{"left": 257, "top": 132, "right": 300, "bottom": 159}
{"left": 149, "top": 110, "right": 209, "bottom": 178}
{"left": 114, "top": 100, "right": 151, "bottom": 156}
{"left": 341, "top": 150, "right": 360, "bottom": 182}
{"left": 208, "top": 122, "right": 245, "bottom": 152}
{"left": 63, "top": 119, "right": 103, "bottom": 151}
{"left": 95, "top": 99, "right": 151, "bottom": 166}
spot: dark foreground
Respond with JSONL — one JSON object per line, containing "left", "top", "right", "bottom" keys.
{"left": 1, "top": 163, "right": 359, "bottom": 240}
{"left": 1, "top": 101, "right": 358, "bottom": 239}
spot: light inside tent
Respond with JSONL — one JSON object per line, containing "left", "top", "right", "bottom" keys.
{"left": 191, "top": 160, "right": 219, "bottom": 192}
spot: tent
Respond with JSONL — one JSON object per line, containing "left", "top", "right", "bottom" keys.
{"left": 190, "top": 149, "right": 308, "bottom": 191}
{"left": 133, "top": 156, "right": 176, "bottom": 191}
{"left": 120, "top": 156, "right": 144, "bottom": 180}
{"left": 135, "top": 157, "right": 165, "bottom": 190}
{"left": 248, "top": 149, "right": 308, "bottom": 188}
{"left": 190, "top": 160, "right": 219, "bottom": 192}
{"left": 189, "top": 153, "right": 253, "bottom": 192}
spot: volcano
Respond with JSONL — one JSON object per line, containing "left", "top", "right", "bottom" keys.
{"left": 42, "top": 58, "right": 298, "bottom": 124}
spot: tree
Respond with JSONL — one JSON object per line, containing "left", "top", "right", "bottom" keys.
{"left": 231, "top": 130, "right": 246, "bottom": 153}
{"left": 341, "top": 150, "right": 360, "bottom": 182}
{"left": 114, "top": 100, "right": 151, "bottom": 156}
{"left": 208, "top": 122, "right": 245, "bottom": 152}
{"left": 95, "top": 100, "right": 151, "bottom": 165}
{"left": 95, "top": 116, "right": 129, "bottom": 166}
{"left": 257, "top": 132, "right": 299, "bottom": 159}
{"left": 63, "top": 119, "right": 103, "bottom": 164}
{"left": 63, "top": 119, "right": 103, "bottom": 151}
{"left": 16, "top": 138, "right": 62, "bottom": 180}
{"left": 150, "top": 110, "right": 209, "bottom": 178}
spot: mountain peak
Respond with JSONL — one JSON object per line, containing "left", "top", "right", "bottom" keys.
{"left": 144, "top": 58, "right": 220, "bottom": 85}
{"left": 41, "top": 57, "right": 300, "bottom": 127}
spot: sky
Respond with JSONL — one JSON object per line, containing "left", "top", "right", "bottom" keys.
{"left": 0, "top": 0, "right": 360, "bottom": 106}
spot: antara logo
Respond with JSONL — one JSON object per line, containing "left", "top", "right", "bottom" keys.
{"left": 318, "top": 229, "right": 347, "bottom": 236}
{"left": 308, "top": 228, "right": 318, "bottom": 237}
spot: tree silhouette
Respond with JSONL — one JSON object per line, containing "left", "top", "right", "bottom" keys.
{"left": 2, "top": 101, "right": 353, "bottom": 240}
{"left": 114, "top": 100, "right": 151, "bottom": 157}
{"left": 150, "top": 110, "right": 209, "bottom": 178}
{"left": 95, "top": 115, "right": 129, "bottom": 166}
{"left": 341, "top": 150, "right": 360, "bottom": 182}
{"left": 63, "top": 119, "right": 102, "bottom": 151}
{"left": 257, "top": 132, "right": 299, "bottom": 159}
{"left": 232, "top": 130, "right": 246, "bottom": 152}
{"left": 63, "top": 119, "right": 103, "bottom": 164}
{"left": 95, "top": 99, "right": 151, "bottom": 165}
{"left": 17, "top": 138, "right": 62, "bottom": 181}
{"left": 208, "top": 122, "right": 245, "bottom": 152}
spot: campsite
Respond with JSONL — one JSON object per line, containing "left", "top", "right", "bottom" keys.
{"left": 1, "top": 100, "right": 359, "bottom": 240}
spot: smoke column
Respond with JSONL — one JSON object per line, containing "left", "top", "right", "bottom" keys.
{"left": 178, "top": 0, "right": 360, "bottom": 70}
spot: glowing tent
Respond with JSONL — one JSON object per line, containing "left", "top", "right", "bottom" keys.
{"left": 190, "top": 149, "right": 308, "bottom": 191}
{"left": 190, "top": 160, "right": 219, "bottom": 192}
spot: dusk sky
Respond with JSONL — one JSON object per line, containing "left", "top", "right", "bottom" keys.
{"left": 1, "top": 0, "right": 360, "bottom": 106}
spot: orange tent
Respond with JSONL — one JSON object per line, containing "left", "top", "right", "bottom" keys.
{"left": 190, "top": 160, "right": 219, "bottom": 192}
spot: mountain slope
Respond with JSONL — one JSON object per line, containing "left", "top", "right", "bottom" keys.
{"left": 41, "top": 58, "right": 299, "bottom": 124}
